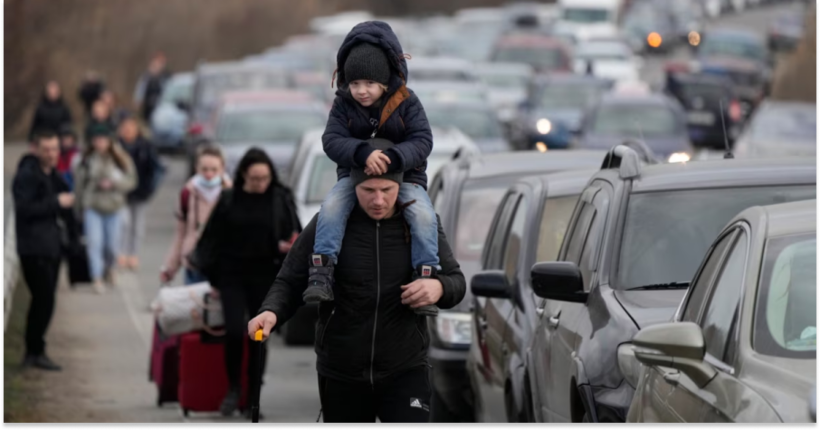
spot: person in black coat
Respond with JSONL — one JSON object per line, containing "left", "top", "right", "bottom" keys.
{"left": 117, "top": 116, "right": 161, "bottom": 270}
{"left": 193, "top": 148, "right": 301, "bottom": 419}
{"left": 78, "top": 70, "right": 105, "bottom": 117}
{"left": 29, "top": 81, "right": 73, "bottom": 142}
{"left": 13, "top": 131, "right": 79, "bottom": 371}
{"left": 248, "top": 163, "right": 466, "bottom": 423}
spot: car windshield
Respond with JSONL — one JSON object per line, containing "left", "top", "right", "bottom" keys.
{"left": 754, "top": 233, "right": 816, "bottom": 358}
{"left": 425, "top": 107, "right": 503, "bottom": 140}
{"left": 617, "top": 186, "right": 817, "bottom": 290}
{"left": 577, "top": 44, "right": 631, "bottom": 61}
{"left": 479, "top": 73, "right": 530, "bottom": 89}
{"left": 592, "top": 104, "right": 679, "bottom": 136}
{"left": 160, "top": 78, "right": 193, "bottom": 103}
{"left": 678, "top": 82, "right": 730, "bottom": 103}
{"left": 306, "top": 155, "right": 338, "bottom": 204}
{"left": 700, "top": 36, "right": 767, "bottom": 63}
{"left": 216, "top": 110, "right": 325, "bottom": 143}
{"left": 562, "top": 7, "right": 610, "bottom": 23}
{"left": 454, "top": 183, "right": 509, "bottom": 262}
{"left": 751, "top": 106, "right": 817, "bottom": 144}
{"left": 537, "top": 84, "right": 605, "bottom": 109}
{"left": 197, "top": 70, "right": 290, "bottom": 110}
{"left": 493, "top": 46, "right": 566, "bottom": 70}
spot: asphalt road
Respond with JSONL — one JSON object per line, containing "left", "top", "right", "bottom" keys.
{"left": 2, "top": 2, "right": 800, "bottom": 423}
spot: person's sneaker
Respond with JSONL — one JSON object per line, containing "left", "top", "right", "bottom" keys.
{"left": 93, "top": 280, "right": 107, "bottom": 295}
{"left": 104, "top": 269, "right": 117, "bottom": 288}
{"left": 22, "top": 354, "right": 62, "bottom": 371}
{"left": 412, "top": 265, "right": 440, "bottom": 317}
{"left": 219, "top": 387, "right": 241, "bottom": 416}
{"left": 303, "top": 254, "right": 335, "bottom": 303}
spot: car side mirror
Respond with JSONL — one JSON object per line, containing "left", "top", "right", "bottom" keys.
{"left": 471, "top": 270, "right": 511, "bottom": 299}
{"left": 632, "top": 322, "right": 716, "bottom": 388}
{"left": 530, "top": 262, "right": 588, "bottom": 303}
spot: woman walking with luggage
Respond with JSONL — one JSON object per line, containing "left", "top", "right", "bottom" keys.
{"left": 194, "top": 148, "right": 300, "bottom": 418}
{"left": 73, "top": 125, "right": 136, "bottom": 294}
{"left": 160, "top": 145, "right": 231, "bottom": 285}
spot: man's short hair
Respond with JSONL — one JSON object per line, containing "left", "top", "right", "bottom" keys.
{"left": 33, "top": 130, "right": 59, "bottom": 145}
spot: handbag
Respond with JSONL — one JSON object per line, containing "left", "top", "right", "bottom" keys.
{"left": 150, "top": 282, "right": 225, "bottom": 336}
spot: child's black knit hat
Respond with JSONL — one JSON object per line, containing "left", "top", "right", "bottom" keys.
{"left": 343, "top": 43, "right": 391, "bottom": 85}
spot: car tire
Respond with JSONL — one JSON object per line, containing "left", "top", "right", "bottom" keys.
{"left": 430, "top": 389, "right": 459, "bottom": 423}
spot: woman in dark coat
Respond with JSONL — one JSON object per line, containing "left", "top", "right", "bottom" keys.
{"left": 193, "top": 148, "right": 301, "bottom": 419}
{"left": 29, "top": 81, "right": 73, "bottom": 142}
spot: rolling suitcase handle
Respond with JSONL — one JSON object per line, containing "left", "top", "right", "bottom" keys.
{"left": 251, "top": 329, "right": 265, "bottom": 423}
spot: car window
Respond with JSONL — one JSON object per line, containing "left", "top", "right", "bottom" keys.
{"left": 564, "top": 201, "right": 595, "bottom": 264}
{"left": 216, "top": 110, "right": 326, "bottom": 143}
{"left": 618, "top": 185, "right": 816, "bottom": 290}
{"left": 425, "top": 107, "right": 504, "bottom": 140}
{"left": 306, "top": 155, "right": 337, "bottom": 204}
{"left": 751, "top": 105, "right": 817, "bottom": 144}
{"left": 478, "top": 192, "right": 516, "bottom": 269}
{"left": 700, "top": 232, "right": 747, "bottom": 362}
{"left": 578, "top": 189, "right": 609, "bottom": 289}
{"left": 681, "top": 231, "right": 736, "bottom": 323}
{"left": 754, "top": 233, "right": 816, "bottom": 359}
{"left": 592, "top": 105, "right": 679, "bottom": 137}
{"left": 700, "top": 36, "right": 766, "bottom": 63}
{"left": 535, "top": 195, "right": 580, "bottom": 263}
{"left": 536, "top": 84, "right": 606, "bottom": 110}
{"left": 493, "top": 47, "right": 566, "bottom": 70}
{"left": 503, "top": 196, "right": 529, "bottom": 285}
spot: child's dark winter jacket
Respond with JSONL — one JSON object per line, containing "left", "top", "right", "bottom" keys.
{"left": 322, "top": 21, "right": 434, "bottom": 190}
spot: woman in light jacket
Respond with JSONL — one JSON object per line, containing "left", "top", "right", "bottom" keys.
{"left": 73, "top": 124, "right": 137, "bottom": 293}
{"left": 160, "top": 145, "right": 231, "bottom": 285}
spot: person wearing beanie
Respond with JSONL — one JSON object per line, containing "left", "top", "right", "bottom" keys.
{"left": 249, "top": 148, "right": 466, "bottom": 422}
{"left": 307, "top": 21, "right": 442, "bottom": 320}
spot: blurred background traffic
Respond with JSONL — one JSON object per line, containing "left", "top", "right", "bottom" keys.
{"left": 4, "top": 0, "right": 817, "bottom": 423}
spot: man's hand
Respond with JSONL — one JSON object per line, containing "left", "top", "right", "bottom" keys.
{"left": 400, "top": 278, "right": 443, "bottom": 309}
{"left": 248, "top": 311, "right": 278, "bottom": 340}
{"left": 365, "top": 150, "right": 391, "bottom": 176}
{"left": 57, "top": 193, "right": 75, "bottom": 208}
{"left": 159, "top": 269, "right": 173, "bottom": 284}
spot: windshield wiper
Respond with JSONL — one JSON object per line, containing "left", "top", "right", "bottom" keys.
{"left": 627, "top": 281, "right": 690, "bottom": 291}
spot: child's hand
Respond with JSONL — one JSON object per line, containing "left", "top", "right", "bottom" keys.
{"left": 366, "top": 150, "right": 391, "bottom": 175}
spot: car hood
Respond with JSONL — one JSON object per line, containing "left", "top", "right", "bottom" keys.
{"left": 613, "top": 289, "right": 687, "bottom": 329}
{"left": 221, "top": 141, "right": 298, "bottom": 183}
{"left": 530, "top": 109, "right": 583, "bottom": 131}
{"left": 579, "top": 134, "right": 692, "bottom": 157}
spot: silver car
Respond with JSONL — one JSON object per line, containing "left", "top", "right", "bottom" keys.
{"left": 628, "top": 199, "right": 816, "bottom": 423}
{"left": 734, "top": 100, "right": 816, "bottom": 158}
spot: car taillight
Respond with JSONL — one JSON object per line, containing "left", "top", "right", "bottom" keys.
{"left": 728, "top": 100, "right": 742, "bottom": 122}
{"left": 188, "top": 123, "right": 203, "bottom": 136}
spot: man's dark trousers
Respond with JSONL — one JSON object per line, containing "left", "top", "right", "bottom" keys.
{"left": 318, "top": 365, "right": 432, "bottom": 423}
{"left": 19, "top": 256, "right": 61, "bottom": 356}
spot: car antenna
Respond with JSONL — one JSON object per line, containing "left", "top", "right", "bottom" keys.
{"left": 719, "top": 99, "right": 734, "bottom": 159}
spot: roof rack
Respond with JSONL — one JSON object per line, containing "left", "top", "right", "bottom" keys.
{"left": 601, "top": 144, "right": 643, "bottom": 179}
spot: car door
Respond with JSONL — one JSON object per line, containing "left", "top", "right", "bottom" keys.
{"left": 473, "top": 191, "right": 518, "bottom": 421}
{"left": 636, "top": 228, "right": 737, "bottom": 422}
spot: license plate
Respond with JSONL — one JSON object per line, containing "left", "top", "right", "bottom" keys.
{"left": 687, "top": 111, "right": 715, "bottom": 126}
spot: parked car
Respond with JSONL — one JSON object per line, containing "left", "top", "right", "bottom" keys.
{"left": 555, "top": 0, "right": 622, "bottom": 42}
{"left": 768, "top": 11, "right": 805, "bottom": 52}
{"left": 408, "top": 57, "right": 480, "bottom": 83}
{"left": 573, "top": 39, "right": 643, "bottom": 83}
{"left": 150, "top": 72, "right": 194, "bottom": 152}
{"left": 576, "top": 92, "right": 693, "bottom": 161}
{"left": 467, "top": 168, "right": 598, "bottom": 423}
{"left": 424, "top": 101, "right": 512, "bottom": 153}
{"left": 212, "top": 90, "right": 327, "bottom": 184}
{"left": 411, "top": 81, "right": 491, "bottom": 106}
{"left": 621, "top": 4, "right": 678, "bottom": 54}
{"left": 524, "top": 147, "right": 815, "bottom": 422}
{"left": 474, "top": 62, "right": 535, "bottom": 124}
{"left": 696, "top": 57, "right": 769, "bottom": 120}
{"left": 663, "top": 70, "right": 744, "bottom": 149}
{"left": 695, "top": 29, "right": 773, "bottom": 79}
{"left": 734, "top": 100, "right": 817, "bottom": 158}
{"left": 490, "top": 34, "right": 573, "bottom": 74}
{"left": 184, "top": 62, "right": 292, "bottom": 175}
{"left": 628, "top": 199, "right": 816, "bottom": 423}
{"left": 512, "top": 74, "right": 613, "bottom": 150}
{"left": 425, "top": 150, "right": 607, "bottom": 422}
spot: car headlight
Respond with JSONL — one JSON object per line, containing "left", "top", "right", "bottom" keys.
{"left": 668, "top": 152, "right": 691, "bottom": 163}
{"left": 435, "top": 312, "right": 472, "bottom": 347}
{"left": 536, "top": 118, "right": 552, "bottom": 135}
{"left": 617, "top": 343, "right": 642, "bottom": 389}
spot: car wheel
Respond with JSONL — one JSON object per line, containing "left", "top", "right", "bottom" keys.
{"left": 430, "top": 389, "right": 459, "bottom": 422}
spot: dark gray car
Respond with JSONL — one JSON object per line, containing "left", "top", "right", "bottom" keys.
{"left": 526, "top": 149, "right": 816, "bottom": 422}
{"left": 628, "top": 199, "right": 816, "bottom": 422}
{"left": 426, "top": 150, "right": 606, "bottom": 422}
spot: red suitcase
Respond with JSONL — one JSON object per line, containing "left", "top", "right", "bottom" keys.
{"left": 178, "top": 332, "right": 250, "bottom": 417}
{"left": 149, "top": 322, "right": 181, "bottom": 406}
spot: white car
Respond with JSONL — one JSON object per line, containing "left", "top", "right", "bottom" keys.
{"left": 474, "top": 62, "right": 534, "bottom": 124}
{"left": 573, "top": 40, "right": 643, "bottom": 83}
{"left": 555, "top": 0, "right": 623, "bottom": 42}
{"left": 289, "top": 127, "right": 481, "bottom": 227}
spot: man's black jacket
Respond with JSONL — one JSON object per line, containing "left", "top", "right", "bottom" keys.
{"left": 13, "top": 154, "right": 78, "bottom": 259}
{"left": 259, "top": 205, "right": 466, "bottom": 384}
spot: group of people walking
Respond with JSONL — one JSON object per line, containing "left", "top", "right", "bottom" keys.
{"left": 14, "top": 20, "right": 472, "bottom": 423}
